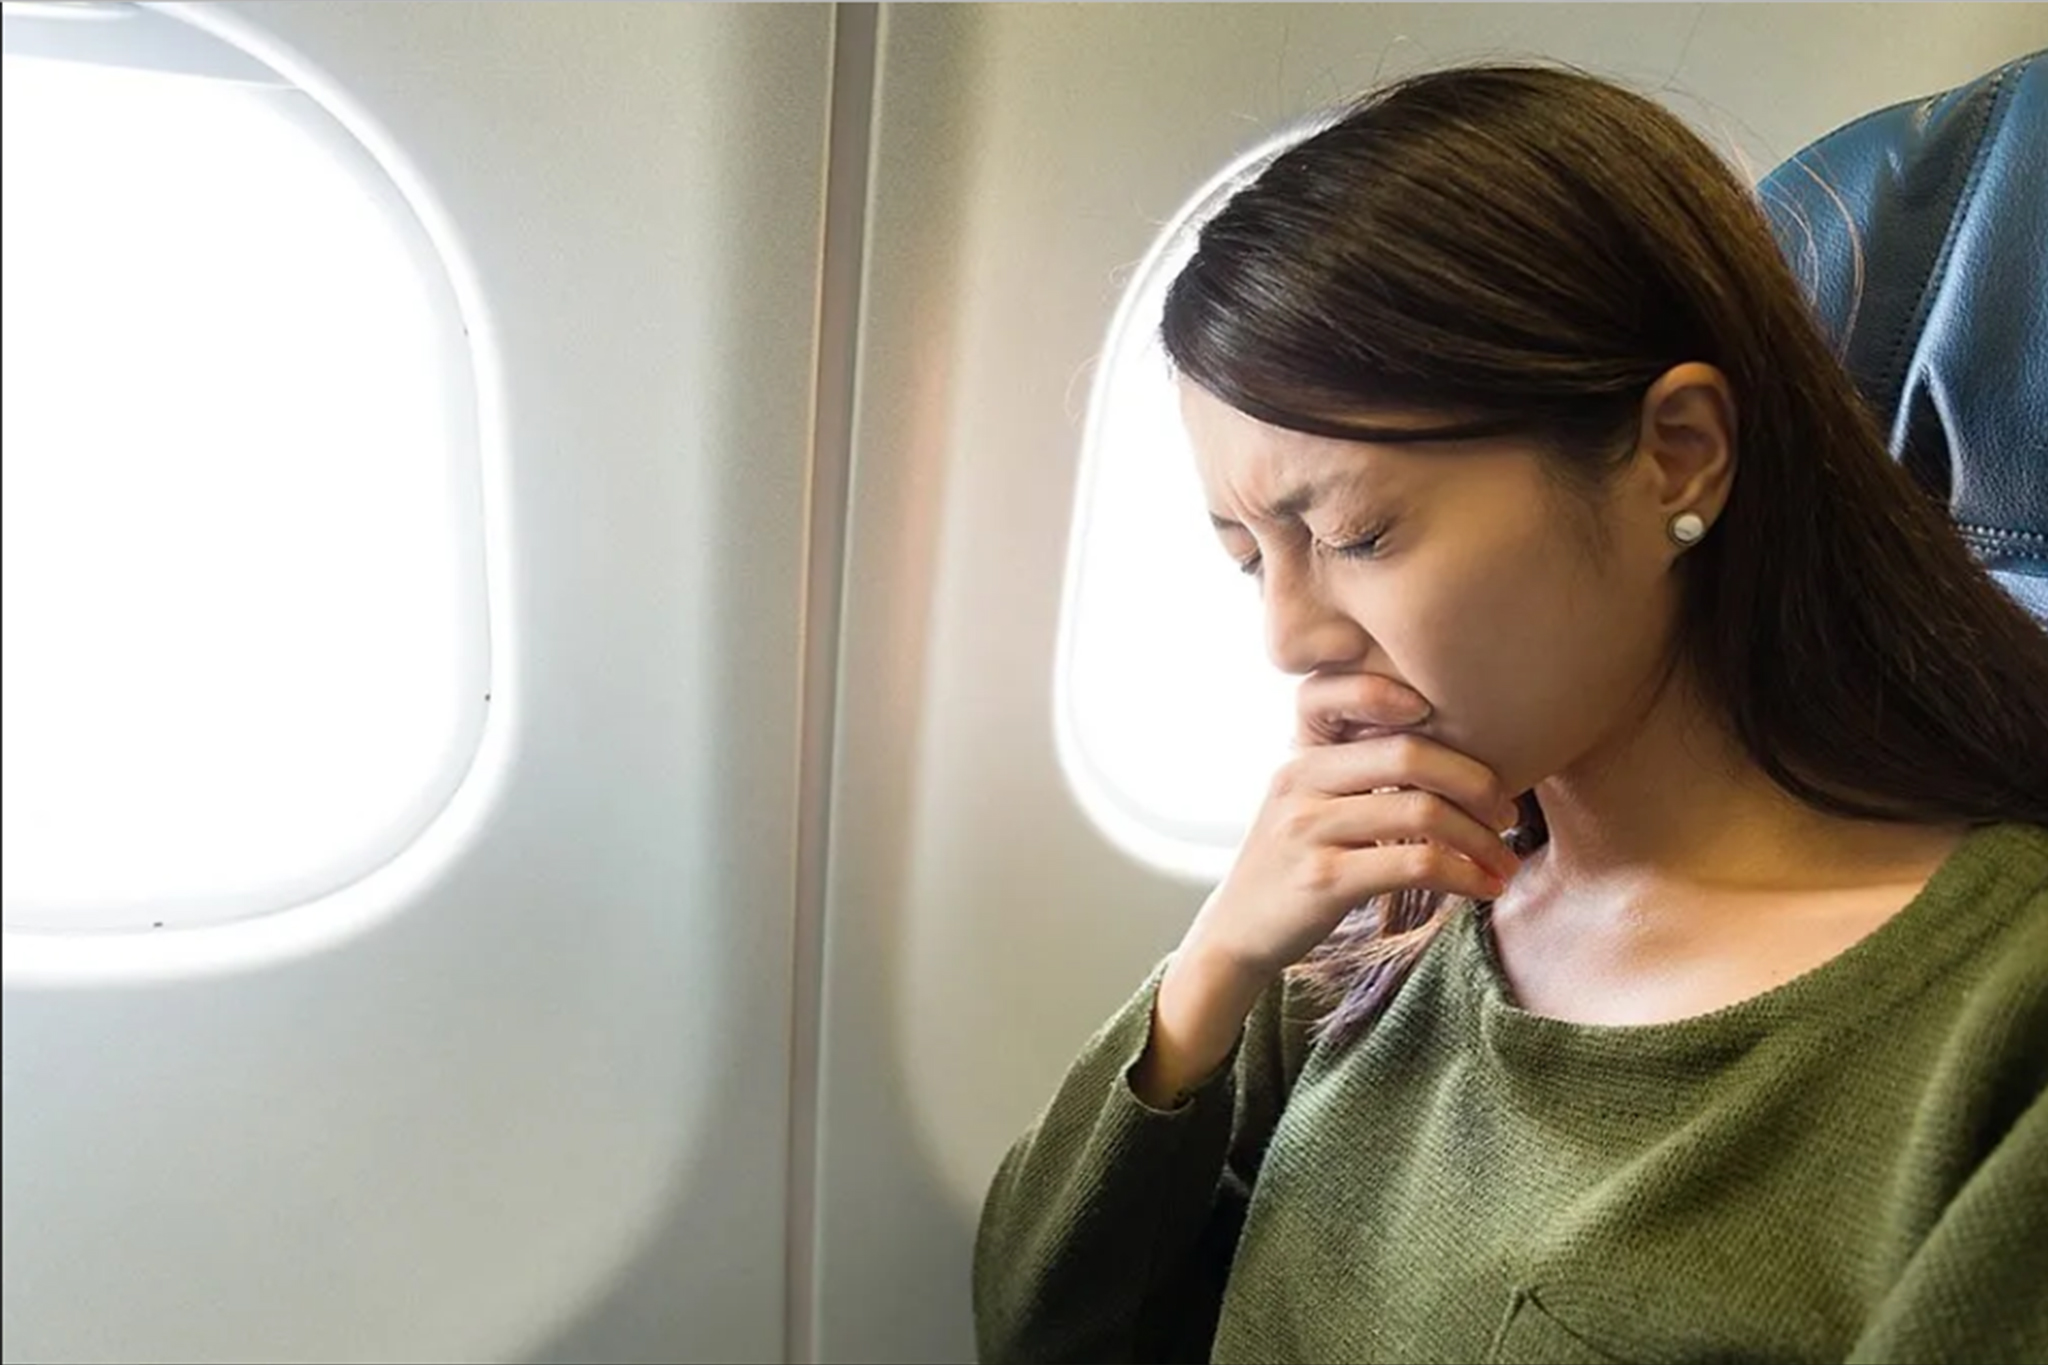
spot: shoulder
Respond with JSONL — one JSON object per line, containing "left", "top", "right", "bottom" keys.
{"left": 1860, "top": 823, "right": 2046, "bottom": 1034}
{"left": 1882, "top": 825, "right": 2047, "bottom": 1173}
{"left": 1934, "top": 823, "right": 2048, "bottom": 1028}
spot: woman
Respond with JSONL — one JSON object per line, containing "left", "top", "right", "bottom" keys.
{"left": 975, "top": 64, "right": 2048, "bottom": 1365}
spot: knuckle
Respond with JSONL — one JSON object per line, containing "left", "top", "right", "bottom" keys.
{"left": 1389, "top": 733, "right": 1428, "bottom": 771}
{"left": 1267, "top": 761, "right": 1305, "bottom": 801}
{"left": 1397, "top": 842, "right": 1445, "bottom": 884}
{"left": 1391, "top": 789, "right": 1445, "bottom": 835}
{"left": 1277, "top": 803, "right": 1320, "bottom": 845}
{"left": 1298, "top": 846, "right": 1347, "bottom": 897}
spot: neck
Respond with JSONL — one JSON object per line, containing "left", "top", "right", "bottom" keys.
{"left": 1528, "top": 671, "right": 1959, "bottom": 898}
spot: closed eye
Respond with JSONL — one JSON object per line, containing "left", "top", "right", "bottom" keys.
{"left": 1315, "top": 526, "right": 1387, "bottom": 560}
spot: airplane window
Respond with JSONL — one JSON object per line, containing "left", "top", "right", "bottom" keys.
{"left": 1055, "top": 135, "right": 1307, "bottom": 882}
{"left": 1, "top": 8, "right": 489, "bottom": 932}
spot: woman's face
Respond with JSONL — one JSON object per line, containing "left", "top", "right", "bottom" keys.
{"left": 1181, "top": 380, "right": 1687, "bottom": 796}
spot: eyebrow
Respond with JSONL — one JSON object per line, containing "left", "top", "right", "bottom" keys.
{"left": 1209, "top": 475, "right": 1341, "bottom": 530}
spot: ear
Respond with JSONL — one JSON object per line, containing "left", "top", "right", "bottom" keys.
{"left": 1634, "top": 362, "right": 1737, "bottom": 535}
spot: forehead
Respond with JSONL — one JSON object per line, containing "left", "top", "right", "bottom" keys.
{"left": 1179, "top": 381, "right": 1404, "bottom": 516}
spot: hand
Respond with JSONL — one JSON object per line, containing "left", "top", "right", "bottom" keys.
{"left": 1183, "top": 672, "right": 1522, "bottom": 989}
{"left": 1133, "top": 673, "right": 1520, "bottom": 1108}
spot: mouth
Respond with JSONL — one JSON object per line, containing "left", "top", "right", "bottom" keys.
{"left": 1338, "top": 723, "right": 1417, "bottom": 745}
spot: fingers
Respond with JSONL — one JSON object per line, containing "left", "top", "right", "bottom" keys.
{"left": 1279, "top": 734, "right": 1519, "bottom": 834}
{"left": 1296, "top": 672, "right": 1432, "bottom": 746}
{"left": 1286, "top": 839, "right": 1507, "bottom": 907}
{"left": 1279, "top": 671, "right": 1524, "bottom": 904}
{"left": 1292, "top": 788, "right": 1521, "bottom": 883}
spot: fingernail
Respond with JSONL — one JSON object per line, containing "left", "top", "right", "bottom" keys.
{"left": 1393, "top": 695, "right": 1433, "bottom": 725}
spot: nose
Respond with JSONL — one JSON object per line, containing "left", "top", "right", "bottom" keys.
{"left": 1262, "top": 556, "right": 1372, "bottom": 676}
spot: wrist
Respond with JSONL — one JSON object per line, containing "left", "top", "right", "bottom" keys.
{"left": 1130, "top": 941, "right": 1271, "bottom": 1109}
{"left": 1171, "top": 926, "right": 1277, "bottom": 1020}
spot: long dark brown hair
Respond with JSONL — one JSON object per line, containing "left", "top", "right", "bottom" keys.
{"left": 1160, "top": 64, "right": 2048, "bottom": 1041}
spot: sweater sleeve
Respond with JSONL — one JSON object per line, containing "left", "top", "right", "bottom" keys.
{"left": 1846, "top": 1043, "right": 2048, "bottom": 1363}
{"left": 972, "top": 958, "right": 1316, "bottom": 1365}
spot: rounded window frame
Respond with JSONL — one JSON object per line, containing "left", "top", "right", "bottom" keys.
{"left": 1052, "top": 126, "right": 1324, "bottom": 883}
{"left": 0, "top": 1, "right": 502, "bottom": 940}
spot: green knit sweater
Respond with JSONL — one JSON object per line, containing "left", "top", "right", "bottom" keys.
{"left": 974, "top": 823, "right": 2048, "bottom": 1364}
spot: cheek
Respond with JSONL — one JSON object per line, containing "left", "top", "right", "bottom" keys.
{"left": 1368, "top": 518, "right": 1661, "bottom": 790}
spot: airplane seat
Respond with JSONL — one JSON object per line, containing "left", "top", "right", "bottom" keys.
{"left": 1758, "top": 49, "right": 2048, "bottom": 624}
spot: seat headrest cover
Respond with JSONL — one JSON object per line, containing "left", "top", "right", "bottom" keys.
{"left": 1759, "top": 52, "right": 2047, "bottom": 620}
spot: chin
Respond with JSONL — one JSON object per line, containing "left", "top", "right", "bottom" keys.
{"left": 1440, "top": 726, "right": 1543, "bottom": 804}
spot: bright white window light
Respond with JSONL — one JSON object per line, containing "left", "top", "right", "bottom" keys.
{"left": 1, "top": 13, "right": 488, "bottom": 932}
{"left": 1055, "top": 134, "right": 1314, "bottom": 882}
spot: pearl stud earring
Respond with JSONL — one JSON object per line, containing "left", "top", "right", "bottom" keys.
{"left": 1668, "top": 511, "right": 1707, "bottom": 546}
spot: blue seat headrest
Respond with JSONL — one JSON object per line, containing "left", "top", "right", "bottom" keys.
{"left": 1759, "top": 51, "right": 2048, "bottom": 622}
